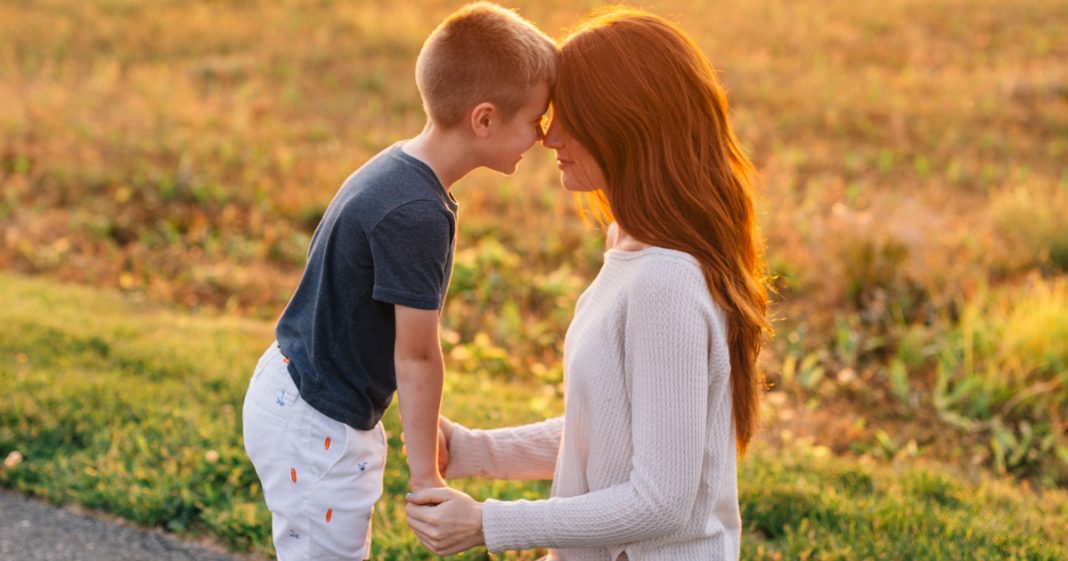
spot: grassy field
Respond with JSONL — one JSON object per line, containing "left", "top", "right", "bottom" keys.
{"left": 1, "top": 0, "right": 1067, "bottom": 557}
{"left": 2, "top": 0, "right": 1066, "bottom": 489}
{"left": 2, "top": 272, "right": 1067, "bottom": 560}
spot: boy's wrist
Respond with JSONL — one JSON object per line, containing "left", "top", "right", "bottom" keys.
{"left": 406, "top": 441, "right": 444, "bottom": 485}
{"left": 409, "top": 472, "right": 447, "bottom": 491}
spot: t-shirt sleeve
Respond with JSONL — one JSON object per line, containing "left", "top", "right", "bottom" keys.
{"left": 368, "top": 199, "right": 454, "bottom": 310}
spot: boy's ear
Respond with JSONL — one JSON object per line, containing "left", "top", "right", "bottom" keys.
{"left": 469, "top": 102, "right": 496, "bottom": 138}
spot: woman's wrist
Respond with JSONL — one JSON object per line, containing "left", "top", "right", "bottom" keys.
{"left": 474, "top": 500, "right": 487, "bottom": 546}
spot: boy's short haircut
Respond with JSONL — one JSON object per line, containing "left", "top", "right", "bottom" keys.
{"left": 416, "top": 2, "right": 557, "bottom": 128}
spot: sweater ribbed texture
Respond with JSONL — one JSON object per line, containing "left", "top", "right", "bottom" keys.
{"left": 446, "top": 247, "right": 740, "bottom": 561}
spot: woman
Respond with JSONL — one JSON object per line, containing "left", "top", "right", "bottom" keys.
{"left": 405, "top": 7, "right": 771, "bottom": 561}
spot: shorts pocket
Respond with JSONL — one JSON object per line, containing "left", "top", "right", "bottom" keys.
{"left": 299, "top": 405, "right": 350, "bottom": 483}
{"left": 303, "top": 425, "right": 382, "bottom": 561}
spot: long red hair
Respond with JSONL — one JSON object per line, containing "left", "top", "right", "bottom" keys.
{"left": 555, "top": 8, "right": 772, "bottom": 454}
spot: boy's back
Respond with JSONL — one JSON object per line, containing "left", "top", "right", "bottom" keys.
{"left": 276, "top": 144, "right": 458, "bottom": 431}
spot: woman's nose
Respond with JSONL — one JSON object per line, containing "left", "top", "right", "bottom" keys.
{"left": 542, "top": 116, "right": 564, "bottom": 149}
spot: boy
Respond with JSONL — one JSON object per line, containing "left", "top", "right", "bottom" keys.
{"left": 241, "top": 3, "right": 556, "bottom": 560}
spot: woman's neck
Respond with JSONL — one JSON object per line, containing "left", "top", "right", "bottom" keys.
{"left": 609, "top": 223, "right": 652, "bottom": 252}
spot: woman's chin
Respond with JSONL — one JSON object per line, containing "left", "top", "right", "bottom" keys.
{"left": 561, "top": 180, "right": 598, "bottom": 193}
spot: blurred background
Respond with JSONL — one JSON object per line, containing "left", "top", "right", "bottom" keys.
{"left": 1, "top": 0, "right": 1066, "bottom": 559}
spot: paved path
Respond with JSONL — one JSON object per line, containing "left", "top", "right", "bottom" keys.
{"left": 0, "top": 490, "right": 265, "bottom": 561}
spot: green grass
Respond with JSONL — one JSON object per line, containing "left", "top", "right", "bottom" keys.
{"left": 2, "top": 272, "right": 1067, "bottom": 560}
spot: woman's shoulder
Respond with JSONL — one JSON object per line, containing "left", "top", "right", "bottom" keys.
{"left": 606, "top": 246, "right": 704, "bottom": 279}
{"left": 609, "top": 248, "right": 715, "bottom": 304}
{"left": 611, "top": 248, "right": 730, "bottom": 345}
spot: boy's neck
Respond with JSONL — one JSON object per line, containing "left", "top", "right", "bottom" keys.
{"left": 401, "top": 123, "right": 478, "bottom": 192}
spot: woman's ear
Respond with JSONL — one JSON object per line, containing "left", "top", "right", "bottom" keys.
{"left": 469, "top": 102, "right": 496, "bottom": 138}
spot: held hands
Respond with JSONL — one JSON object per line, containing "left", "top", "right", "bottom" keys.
{"left": 405, "top": 487, "right": 486, "bottom": 556}
{"left": 404, "top": 416, "right": 485, "bottom": 556}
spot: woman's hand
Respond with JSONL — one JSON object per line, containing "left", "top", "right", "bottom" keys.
{"left": 405, "top": 487, "right": 485, "bottom": 556}
{"left": 437, "top": 415, "right": 453, "bottom": 474}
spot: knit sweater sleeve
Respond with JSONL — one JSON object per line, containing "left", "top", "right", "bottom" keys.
{"left": 482, "top": 265, "right": 720, "bottom": 551}
{"left": 443, "top": 417, "right": 564, "bottom": 480}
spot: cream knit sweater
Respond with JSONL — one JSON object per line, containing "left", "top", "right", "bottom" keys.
{"left": 444, "top": 247, "right": 740, "bottom": 561}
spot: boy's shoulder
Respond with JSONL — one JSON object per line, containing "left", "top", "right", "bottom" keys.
{"left": 343, "top": 143, "right": 429, "bottom": 193}
{"left": 332, "top": 143, "right": 454, "bottom": 225}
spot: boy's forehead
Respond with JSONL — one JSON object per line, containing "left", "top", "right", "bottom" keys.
{"left": 526, "top": 81, "right": 551, "bottom": 112}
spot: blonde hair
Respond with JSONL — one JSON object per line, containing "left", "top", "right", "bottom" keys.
{"left": 416, "top": 2, "right": 557, "bottom": 127}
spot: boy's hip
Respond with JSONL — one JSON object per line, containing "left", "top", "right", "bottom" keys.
{"left": 243, "top": 342, "right": 388, "bottom": 480}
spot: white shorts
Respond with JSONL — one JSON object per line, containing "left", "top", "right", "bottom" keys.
{"left": 243, "top": 343, "right": 387, "bottom": 561}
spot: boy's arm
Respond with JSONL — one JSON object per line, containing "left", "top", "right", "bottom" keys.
{"left": 395, "top": 304, "right": 447, "bottom": 491}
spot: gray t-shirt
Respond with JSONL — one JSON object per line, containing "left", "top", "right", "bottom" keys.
{"left": 276, "top": 143, "right": 458, "bottom": 430}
